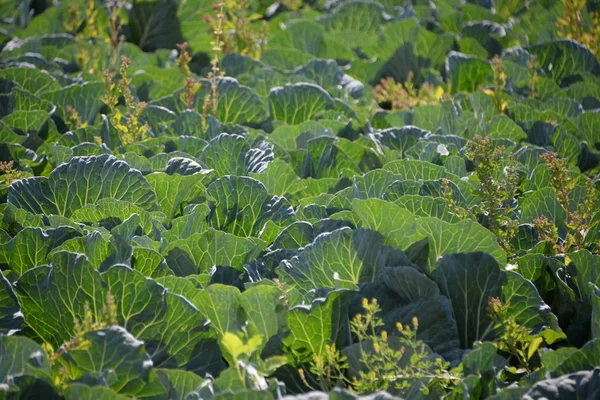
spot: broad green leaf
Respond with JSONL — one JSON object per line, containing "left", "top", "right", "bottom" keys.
{"left": 14, "top": 251, "right": 106, "bottom": 347}
{"left": 294, "top": 59, "right": 363, "bottom": 98}
{"left": 3, "top": 110, "right": 51, "bottom": 133}
{"left": 540, "top": 347, "right": 580, "bottom": 376}
{"left": 0, "top": 204, "right": 42, "bottom": 234}
{"left": 239, "top": 285, "right": 284, "bottom": 345}
{"left": 198, "top": 133, "right": 247, "bottom": 176}
{"left": 209, "top": 78, "right": 267, "bottom": 125}
{"left": 318, "top": 0, "right": 387, "bottom": 37}
{"left": 56, "top": 325, "right": 165, "bottom": 397}
{"left": 0, "top": 120, "right": 25, "bottom": 144}
{"left": 199, "top": 133, "right": 272, "bottom": 177}
{"left": 382, "top": 179, "right": 467, "bottom": 207}
{"left": 154, "top": 369, "right": 205, "bottom": 400}
{"left": 192, "top": 78, "right": 268, "bottom": 125}
{"left": 262, "top": 47, "right": 315, "bottom": 70}
{"left": 48, "top": 230, "right": 111, "bottom": 270}
{"left": 0, "top": 335, "right": 52, "bottom": 385}
{"left": 220, "top": 54, "right": 266, "bottom": 78}
{"left": 206, "top": 175, "right": 295, "bottom": 237}
{"left": 462, "top": 341, "right": 498, "bottom": 376}
{"left": 302, "top": 136, "right": 361, "bottom": 178}
{"left": 144, "top": 291, "right": 218, "bottom": 375}
{"left": 95, "top": 266, "right": 214, "bottom": 373}
{"left": 546, "top": 339, "right": 600, "bottom": 377}
{"left": 132, "top": 247, "right": 172, "bottom": 278}
{"left": 0, "top": 67, "right": 60, "bottom": 94}
{"left": 446, "top": 52, "right": 492, "bottom": 94}
{"left": 249, "top": 159, "right": 306, "bottom": 198}
{"left": 416, "top": 218, "right": 507, "bottom": 273}
{"left": 57, "top": 125, "right": 104, "bottom": 147}
{"left": 432, "top": 252, "right": 559, "bottom": 348}
{"left": 70, "top": 198, "right": 162, "bottom": 235}
{"left": 211, "top": 367, "right": 275, "bottom": 396}
{"left": 103, "top": 266, "right": 167, "bottom": 336}
{"left": 1, "top": 226, "right": 80, "bottom": 275}
{"left": 164, "top": 228, "right": 264, "bottom": 274}
{"left": 268, "top": 20, "right": 325, "bottom": 57}
{"left": 519, "top": 187, "right": 567, "bottom": 234}
{"left": 0, "top": 273, "right": 24, "bottom": 334}
{"left": 362, "top": 266, "right": 462, "bottom": 358}
{"left": 11, "top": 87, "right": 54, "bottom": 113}
{"left": 268, "top": 121, "right": 333, "bottom": 151}
{"left": 8, "top": 155, "right": 157, "bottom": 217}
{"left": 336, "top": 138, "right": 381, "bottom": 173}
{"left": 485, "top": 115, "right": 528, "bottom": 141}
{"left": 41, "top": 82, "right": 104, "bottom": 124}
{"left": 193, "top": 284, "right": 244, "bottom": 338}
{"left": 18, "top": 256, "right": 212, "bottom": 374}
{"left": 527, "top": 40, "right": 600, "bottom": 83}
{"left": 166, "top": 285, "right": 251, "bottom": 372}
{"left": 566, "top": 79, "right": 600, "bottom": 108}
{"left": 394, "top": 195, "right": 463, "bottom": 223}
{"left": 162, "top": 203, "right": 210, "bottom": 245}
{"left": 269, "top": 83, "right": 335, "bottom": 125}
{"left": 383, "top": 159, "right": 446, "bottom": 180}
{"left": 579, "top": 112, "right": 600, "bottom": 147}
{"left": 127, "top": 0, "right": 184, "bottom": 51}
{"left": 162, "top": 156, "right": 205, "bottom": 176}
{"left": 271, "top": 221, "right": 314, "bottom": 250}
{"left": 351, "top": 198, "right": 421, "bottom": 250}
{"left": 176, "top": 0, "right": 213, "bottom": 52}
{"left": 239, "top": 67, "right": 301, "bottom": 100}
{"left": 351, "top": 169, "right": 398, "bottom": 199}
{"left": 523, "top": 368, "right": 600, "bottom": 399}
{"left": 132, "top": 65, "right": 184, "bottom": 100}
{"left": 63, "top": 384, "right": 130, "bottom": 400}
{"left": 374, "top": 126, "right": 428, "bottom": 156}
{"left": 351, "top": 18, "right": 453, "bottom": 84}
{"left": 140, "top": 105, "right": 177, "bottom": 136}
{"left": 462, "top": 20, "right": 505, "bottom": 46}
{"left": 567, "top": 250, "right": 600, "bottom": 303}
{"left": 457, "top": 37, "right": 488, "bottom": 58}
{"left": 1, "top": 34, "right": 74, "bottom": 59}
{"left": 277, "top": 227, "right": 413, "bottom": 295}
{"left": 592, "top": 285, "right": 600, "bottom": 340}
{"left": 377, "top": 266, "right": 440, "bottom": 302}
{"left": 283, "top": 289, "right": 355, "bottom": 362}
{"left": 171, "top": 110, "right": 206, "bottom": 139}
{"left": 146, "top": 172, "right": 208, "bottom": 222}
{"left": 175, "top": 136, "right": 211, "bottom": 159}
{"left": 154, "top": 276, "right": 202, "bottom": 298}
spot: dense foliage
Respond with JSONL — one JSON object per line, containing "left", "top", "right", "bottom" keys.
{"left": 1, "top": 0, "right": 600, "bottom": 399}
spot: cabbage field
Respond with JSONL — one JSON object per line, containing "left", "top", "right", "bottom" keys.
{"left": 1, "top": 0, "right": 600, "bottom": 398}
